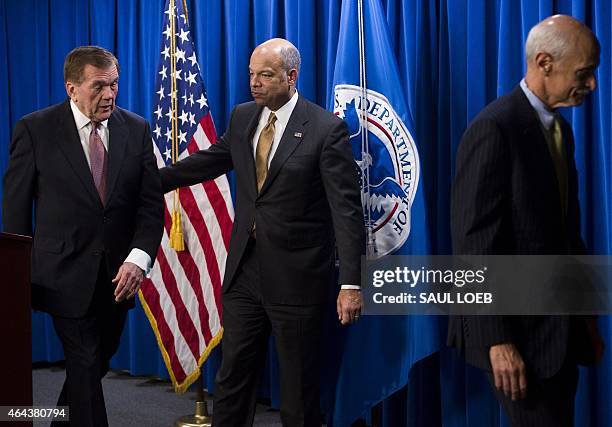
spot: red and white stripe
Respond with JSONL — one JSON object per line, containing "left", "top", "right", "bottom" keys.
{"left": 140, "top": 114, "right": 234, "bottom": 392}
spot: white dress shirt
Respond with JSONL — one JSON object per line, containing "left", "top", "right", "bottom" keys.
{"left": 519, "top": 79, "right": 557, "bottom": 130}
{"left": 69, "top": 100, "right": 152, "bottom": 274}
{"left": 251, "top": 90, "right": 299, "bottom": 165}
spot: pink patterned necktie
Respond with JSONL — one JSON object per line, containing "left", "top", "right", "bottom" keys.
{"left": 89, "top": 122, "right": 108, "bottom": 204}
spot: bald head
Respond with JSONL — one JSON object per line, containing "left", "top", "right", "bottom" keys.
{"left": 254, "top": 38, "right": 301, "bottom": 73}
{"left": 249, "top": 38, "right": 300, "bottom": 110}
{"left": 525, "top": 15, "right": 599, "bottom": 63}
{"left": 524, "top": 15, "right": 599, "bottom": 109}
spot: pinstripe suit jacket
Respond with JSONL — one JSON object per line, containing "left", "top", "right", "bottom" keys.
{"left": 448, "top": 85, "right": 594, "bottom": 378}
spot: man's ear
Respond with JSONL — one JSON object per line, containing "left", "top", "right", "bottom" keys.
{"left": 65, "top": 81, "right": 77, "bottom": 101}
{"left": 287, "top": 69, "right": 298, "bottom": 87}
{"left": 535, "top": 52, "right": 554, "bottom": 76}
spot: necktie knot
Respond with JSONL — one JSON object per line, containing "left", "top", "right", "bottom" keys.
{"left": 552, "top": 116, "right": 561, "bottom": 134}
{"left": 90, "top": 121, "right": 100, "bottom": 133}
{"left": 267, "top": 112, "right": 277, "bottom": 127}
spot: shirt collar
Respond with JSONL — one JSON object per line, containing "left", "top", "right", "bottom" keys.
{"left": 519, "top": 79, "right": 557, "bottom": 130}
{"left": 70, "top": 99, "right": 109, "bottom": 130}
{"left": 261, "top": 90, "right": 299, "bottom": 126}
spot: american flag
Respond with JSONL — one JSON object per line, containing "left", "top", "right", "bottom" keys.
{"left": 139, "top": 0, "right": 234, "bottom": 393}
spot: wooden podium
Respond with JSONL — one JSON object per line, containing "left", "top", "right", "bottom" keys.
{"left": 0, "top": 232, "right": 33, "bottom": 413}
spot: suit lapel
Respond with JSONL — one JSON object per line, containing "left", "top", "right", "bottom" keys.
{"left": 106, "top": 109, "right": 128, "bottom": 205}
{"left": 241, "top": 106, "right": 263, "bottom": 198}
{"left": 258, "top": 97, "right": 307, "bottom": 196}
{"left": 559, "top": 118, "right": 574, "bottom": 166}
{"left": 55, "top": 100, "right": 102, "bottom": 206}
{"left": 513, "top": 87, "right": 564, "bottom": 211}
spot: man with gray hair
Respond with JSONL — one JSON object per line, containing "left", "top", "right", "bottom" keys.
{"left": 449, "top": 15, "right": 603, "bottom": 426}
{"left": 160, "top": 38, "right": 365, "bottom": 426}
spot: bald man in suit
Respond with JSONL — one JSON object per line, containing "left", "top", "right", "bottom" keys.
{"left": 449, "top": 15, "right": 604, "bottom": 426}
{"left": 160, "top": 38, "right": 365, "bottom": 426}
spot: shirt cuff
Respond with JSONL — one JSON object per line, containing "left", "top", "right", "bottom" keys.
{"left": 125, "top": 248, "right": 152, "bottom": 275}
{"left": 340, "top": 284, "right": 361, "bottom": 290}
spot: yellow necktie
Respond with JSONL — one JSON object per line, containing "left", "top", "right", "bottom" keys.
{"left": 550, "top": 118, "right": 568, "bottom": 213}
{"left": 255, "top": 112, "right": 277, "bottom": 192}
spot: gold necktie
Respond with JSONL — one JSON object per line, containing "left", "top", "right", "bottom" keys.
{"left": 255, "top": 112, "right": 277, "bottom": 192}
{"left": 550, "top": 118, "right": 568, "bottom": 213}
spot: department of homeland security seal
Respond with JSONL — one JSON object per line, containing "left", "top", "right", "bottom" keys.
{"left": 334, "top": 84, "right": 420, "bottom": 258}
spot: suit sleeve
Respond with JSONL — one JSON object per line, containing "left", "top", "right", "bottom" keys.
{"left": 451, "top": 119, "right": 514, "bottom": 348}
{"left": 159, "top": 109, "right": 235, "bottom": 193}
{"left": 319, "top": 119, "right": 366, "bottom": 286}
{"left": 128, "top": 121, "right": 165, "bottom": 260}
{"left": 2, "top": 119, "right": 36, "bottom": 236}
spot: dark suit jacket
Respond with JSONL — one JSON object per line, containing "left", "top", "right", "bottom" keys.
{"left": 160, "top": 96, "right": 365, "bottom": 304}
{"left": 2, "top": 100, "right": 164, "bottom": 318}
{"left": 448, "top": 85, "right": 594, "bottom": 378}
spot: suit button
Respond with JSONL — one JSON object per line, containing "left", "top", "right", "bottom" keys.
{"left": 93, "top": 250, "right": 100, "bottom": 256}
{"left": 103, "top": 216, "right": 108, "bottom": 223}
{"left": 255, "top": 202, "right": 261, "bottom": 208}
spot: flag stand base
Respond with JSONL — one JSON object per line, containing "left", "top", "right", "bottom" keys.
{"left": 173, "top": 400, "right": 212, "bottom": 427}
{"left": 174, "top": 372, "right": 212, "bottom": 427}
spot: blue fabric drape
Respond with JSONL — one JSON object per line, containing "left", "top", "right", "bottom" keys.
{"left": 328, "top": 1, "right": 446, "bottom": 425}
{"left": 1, "top": 0, "right": 611, "bottom": 425}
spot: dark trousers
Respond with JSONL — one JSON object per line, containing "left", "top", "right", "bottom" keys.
{"left": 50, "top": 266, "right": 128, "bottom": 427}
{"left": 487, "top": 356, "right": 579, "bottom": 427}
{"left": 212, "top": 239, "right": 325, "bottom": 427}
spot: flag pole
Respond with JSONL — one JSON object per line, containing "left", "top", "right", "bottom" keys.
{"left": 357, "top": 0, "right": 376, "bottom": 259}
{"left": 170, "top": 3, "right": 212, "bottom": 425}
{"left": 169, "top": 0, "right": 185, "bottom": 251}
{"left": 182, "top": 0, "right": 189, "bottom": 23}
{"left": 358, "top": 0, "right": 382, "bottom": 422}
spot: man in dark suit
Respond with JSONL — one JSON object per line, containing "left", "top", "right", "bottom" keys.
{"left": 2, "top": 46, "right": 163, "bottom": 426}
{"left": 160, "top": 38, "right": 365, "bottom": 426}
{"left": 449, "top": 15, "right": 603, "bottom": 426}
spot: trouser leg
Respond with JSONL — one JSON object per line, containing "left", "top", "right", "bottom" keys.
{"left": 213, "top": 240, "right": 270, "bottom": 427}
{"left": 51, "top": 266, "right": 128, "bottom": 427}
{"left": 268, "top": 303, "right": 325, "bottom": 427}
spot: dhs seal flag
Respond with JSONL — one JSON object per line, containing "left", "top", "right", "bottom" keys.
{"left": 327, "top": 1, "right": 444, "bottom": 426}
{"left": 334, "top": 85, "right": 420, "bottom": 258}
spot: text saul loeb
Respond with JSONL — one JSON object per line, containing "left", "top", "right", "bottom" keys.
{"left": 370, "top": 266, "right": 493, "bottom": 305}
{"left": 372, "top": 292, "right": 493, "bottom": 304}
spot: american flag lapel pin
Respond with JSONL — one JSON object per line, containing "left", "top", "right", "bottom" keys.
{"left": 294, "top": 132, "right": 302, "bottom": 138}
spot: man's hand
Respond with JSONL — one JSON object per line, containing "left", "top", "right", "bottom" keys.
{"left": 337, "top": 289, "right": 363, "bottom": 325}
{"left": 489, "top": 343, "right": 527, "bottom": 401}
{"left": 112, "top": 262, "right": 144, "bottom": 302}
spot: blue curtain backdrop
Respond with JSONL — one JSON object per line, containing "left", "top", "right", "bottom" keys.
{"left": 0, "top": 0, "right": 610, "bottom": 426}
